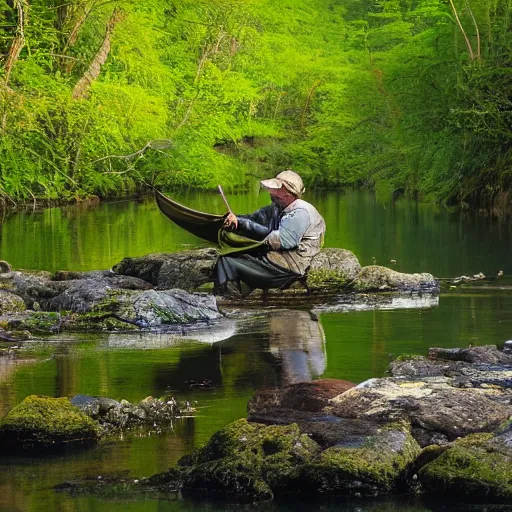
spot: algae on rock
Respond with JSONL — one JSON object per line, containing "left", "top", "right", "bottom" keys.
{"left": 418, "top": 430, "right": 512, "bottom": 500}
{"left": 300, "top": 422, "right": 421, "bottom": 497}
{"left": 175, "top": 418, "right": 320, "bottom": 501}
{"left": 0, "top": 395, "right": 100, "bottom": 451}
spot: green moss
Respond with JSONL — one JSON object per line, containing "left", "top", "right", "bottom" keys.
{"left": 0, "top": 395, "right": 100, "bottom": 450}
{"left": 419, "top": 434, "right": 512, "bottom": 500}
{"left": 454, "top": 433, "right": 494, "bottom": 448}
{"left": 151, "top": 302, "right": 186, "bottom": 324}
{"left": 178, "top": 419, "right": 320, "bottom": 501}
{"left": 62, "top": 310, "right": 138, "bottom": 332}
{"left": 394, "top": 353, "right": 423, "bottom": 362}
{"left": 300, "top": 424, "right": 421, "bottom": 497}
{"left": 17, "top": 312, "right": 60, "bottom": 333}
{"left": 306, "top": 268, "right": 350, "bottom": 289}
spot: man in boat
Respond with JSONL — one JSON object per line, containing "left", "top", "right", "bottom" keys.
{"left": 215, "top": 170, "right": 326, "bottom": 295}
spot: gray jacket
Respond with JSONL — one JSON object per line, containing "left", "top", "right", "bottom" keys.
{"left": 238, "top": 199, "right": 326, "bottom": 275}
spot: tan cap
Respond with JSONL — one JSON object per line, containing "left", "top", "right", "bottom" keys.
{"left": 261, "top": 170, "right": 305, "bottom": 197}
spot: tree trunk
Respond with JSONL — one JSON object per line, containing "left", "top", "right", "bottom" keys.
{"left": 3, "top": 0, "right": 29, "bottom": 87}
{"left": 72, "top": 8, "right": 124, "bottom": 100}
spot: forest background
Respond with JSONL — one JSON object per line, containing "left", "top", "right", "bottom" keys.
{"left": 0, "top": 0, "right": 510, "bottom": 208}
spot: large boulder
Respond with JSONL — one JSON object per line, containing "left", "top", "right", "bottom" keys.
{"left": 113, "top": 249, "right": 219, "bottom": 291}
{"left": 0, "top": 395, "right": 100, "bottom": 451}
{"left": 418, "top": 429, "right": 512, "bottom": 501}
{"left": 306, "top": 249, "right": 361, "bottom": 290}
{"left": 329, "top": 377, "right": 512, "bottom": 446}
{"left": 62, "top": 288, "right": 221, "bottom": 330}
{"left": 176, "top": 418, "right": 320, "bottom": 501}
{"left": 348, "top": 265, "right": 439, "bottom": 293}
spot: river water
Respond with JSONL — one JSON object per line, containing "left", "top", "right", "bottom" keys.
{"left": 0, "top": 189, "right": 511, "bottom": 512}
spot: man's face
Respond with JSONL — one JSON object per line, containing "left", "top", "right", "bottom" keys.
{"left": 269, "top": 186, "right": 293, "bottom": 207}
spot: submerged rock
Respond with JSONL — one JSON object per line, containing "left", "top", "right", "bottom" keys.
{"left": 248, "top": 379, "right": 355, "bottom": 417}
{"left": 0, "top": 395, "right": 100, "bottom": 451}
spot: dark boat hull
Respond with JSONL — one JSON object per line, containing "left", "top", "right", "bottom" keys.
{"left": 154, "top": 189, "right": 224, "bottom": 244}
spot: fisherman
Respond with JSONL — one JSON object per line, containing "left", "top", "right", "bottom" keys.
{"left": 215, "top": 170, "right": 326, "bottom": 296}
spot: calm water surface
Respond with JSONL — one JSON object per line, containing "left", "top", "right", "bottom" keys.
{"left": 0, "top": 189, "right": 511, "bottom": 512}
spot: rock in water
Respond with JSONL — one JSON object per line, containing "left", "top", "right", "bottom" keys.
{"left": 348, "top": 265, "right": 439, "bottom": 292}
{"left": 0, "top": 395, "right": 100, "bottom": 451}
{"left": 113, "top": 249, "right": 219, "bottom": 291}
{"left": 418, "top": 429, "right": 512, "bottom": 500}
{"left": 306, "top": 249, "right": 361, "bottom": 290}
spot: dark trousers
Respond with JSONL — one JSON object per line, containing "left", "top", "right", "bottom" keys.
{"left": 215, "top": 254, "right": 299, "bottom": 291}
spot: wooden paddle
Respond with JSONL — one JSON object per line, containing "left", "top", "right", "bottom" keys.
{"left": 218, "top": 185, "right": 233, "bottom": 214}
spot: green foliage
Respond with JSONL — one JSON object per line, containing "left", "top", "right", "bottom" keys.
{"left": 0, "top": 0, "right": 510, "bottom": 204}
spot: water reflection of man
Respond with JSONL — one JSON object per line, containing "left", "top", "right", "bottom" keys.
{"left": 267, "top": 310, "right": 326, "bottom": 385}
{"left": 215, "top": 170, "right": 326, "bottom": 296}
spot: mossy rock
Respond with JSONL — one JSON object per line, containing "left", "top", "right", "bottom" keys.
{"left": 306, "top": 248, "right": 361, "bottom": 290}
{"left": 0, "top": 395, "right": 100, "bottom": 451}
{"left": 177, "top": 419, "right": 320, "bottom": 501}
{"left": 300, "top": 423, "right": 421, "bottom": 497}
{"left": 349, "top": 265, "right": 438, "bottom": 292}
{"left": 181, "top": 456, "right": 273, "bottom": 502}
{"left": 418, "top": 432, "right": 512, "bottom": 500}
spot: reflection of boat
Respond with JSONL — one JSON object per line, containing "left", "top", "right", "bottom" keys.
{"left": 155, "top": 189, "right": 224, "bottom": 244}
{"left": 155, "top": 190, "right": 263, "bottom": 253}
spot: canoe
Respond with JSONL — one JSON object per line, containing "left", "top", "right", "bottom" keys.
{"left": 154, "top": 189, "right": 224, "bottom": 244}
{"left": 154, "top": 190, "right": 264, "bottom": 254}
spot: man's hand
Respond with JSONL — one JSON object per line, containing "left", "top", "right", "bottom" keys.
{"left": 223, "top": 212, "right": 238, "bottom": 229}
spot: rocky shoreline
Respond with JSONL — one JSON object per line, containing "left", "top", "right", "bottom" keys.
{"left": 25, "top": 343, "right": 511, "bottom": 505}
{"left": 0, "top": 247, "right": 439, "bottom": 340}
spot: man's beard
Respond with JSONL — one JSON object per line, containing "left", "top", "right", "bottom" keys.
{"left": 270, "top": 195, "right": 285, "bottom": 207}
